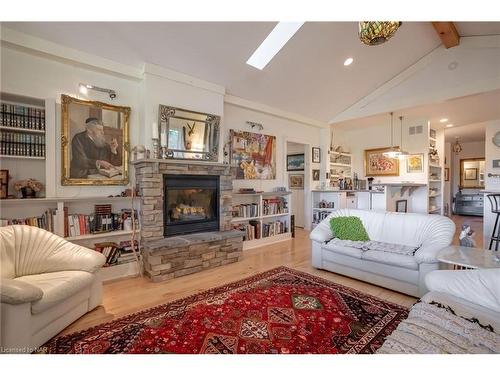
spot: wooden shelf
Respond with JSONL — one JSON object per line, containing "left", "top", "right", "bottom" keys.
{"left": 0, "top": 154, "right": 45, "bottom": 160}
{"left": 231, "top": 216, "right": 261, "bottom": 222}
{"left": 0, "top": 125, "right": 45, "bottom": 134}
{"left": 66, "top": 229, "right": 136, "bottom": 241}
{"left": 330, "top": 163, "right": 351, "bottom": 168}
{"left": 1, "top": 196, "right": 134, "bottom": 204}
{"left": 262, "top": 213, "right": 289, "bottom": 219}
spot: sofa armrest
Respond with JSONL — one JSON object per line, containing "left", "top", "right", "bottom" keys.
{"left": 54, "top": 241, "right": 107, "bottom": 273}
{"left": 414, "top": 244, "right": 446, "bottom": 264}
{"left": 310, "top": 217, "right": 334, "bottom": 243}
{"left": 425, "top": 269, "right": 500, "bottom": 313}
{"left": 0, "top": 278, "right": 43, "bottom": 305}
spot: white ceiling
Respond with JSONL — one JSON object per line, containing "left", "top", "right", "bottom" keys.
{"left": 331, "top": 88, "right": 500, "bottom": 142}
{"left": 2, "top": 22, "right": 499, "bottom": 124}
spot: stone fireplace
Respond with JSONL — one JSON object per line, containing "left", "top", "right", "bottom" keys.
{"left": 132, "top": 159, "right": 243, "bottom": 282}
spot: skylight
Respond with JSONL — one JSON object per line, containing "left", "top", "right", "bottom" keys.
{"left": 246, "top": 22, "right": 304, "bottom": 70}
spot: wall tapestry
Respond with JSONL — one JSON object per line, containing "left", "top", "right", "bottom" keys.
{"left": 61, "top": 94, "right": 130, "bottom": 185}
{"left": 230, "top": 130, "right": 276, "bottom": 180}
{"left": 364, "top": 147, "right": 399, "bottom": 177}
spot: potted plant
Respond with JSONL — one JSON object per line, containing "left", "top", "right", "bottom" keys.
{"left": 14, "top": 178, "right": 44, "bottom": 198}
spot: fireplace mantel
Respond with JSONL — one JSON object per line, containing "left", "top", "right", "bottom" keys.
{"left": 132, "top": 158, "right": 237, "bottom": 168}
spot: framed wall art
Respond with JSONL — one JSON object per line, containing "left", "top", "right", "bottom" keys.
{"left": 289, "top": 174, "right": 304, "bottom": 189}
{"left": 312, "top": 169, "right": 320, "bottom": 181}
{"left": 395, "top": 199, "right": 407, "bottom": 213}
{"left": 406, "top": 153, "right": 424, "bottom": 173}
{"left": 364, "top": 147, "right": 399, "bottom": 177}
{"left": 312, "top": 147, "right": 320, "bottom": 163}
{"left": 444, "top": 168, "right": 450, "bottom": 181}
{"left": 464, "top": 168, "right": 478, "bottom": 180}
{"left": 287, "top": 153, "right": 305, "bottom": 171}
{"left": 61, "top": 94, "right": 130, "bottom": 186}
{"left": 230, "top": 130, "right": 276, "bottom": 180}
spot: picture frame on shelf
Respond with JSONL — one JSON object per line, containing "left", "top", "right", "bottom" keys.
{"left": 312, "top": 147, "right": 321, "bottom": 163}
{"left": 444, "top": 168, "right": 450, "bottom": 181}
{"left": 312, "top": 169, "right": 320, "bottom": 181}
{"left": 406, "top": 153, "right": 424, "bottom": 173}
{"left": 289, "top": 174, "right": 304, "bottom": 189}
{"left": 0, "top": 169, "right": 8, "bottom": 199}
{"left": 395, "top": 199, "right": 407, "bottom": 213}
{"left": 286, "top": 154, "right": 305, "bottom": 171}
{"left": 464, "top": 168, "right": 478, "bottom": 180}
{"left": 364, "top": 147, "right": 399, "bottom": 177}
{"left": 61, "top": 94, "right": 130, "bottom": 186}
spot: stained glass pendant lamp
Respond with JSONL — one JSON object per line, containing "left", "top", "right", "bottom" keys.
{"left": 359, "top": 22, "right": 402, "bottom": 46}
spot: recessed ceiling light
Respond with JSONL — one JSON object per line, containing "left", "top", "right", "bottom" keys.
{"left": 246, "top": 22, "right": 304, "bottom": 70}
{"left": 446, "top": 124, "right": 454, "bottom": 128}
{"left": 344, "top": 57, "right": 354, "bottom": 66}
{"left": 440, "top": 118, "right": 448, "bottom": 123}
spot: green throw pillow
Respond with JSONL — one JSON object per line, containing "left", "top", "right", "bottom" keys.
{"left": 329, "top": 216, "right": 370, "bottom": 242}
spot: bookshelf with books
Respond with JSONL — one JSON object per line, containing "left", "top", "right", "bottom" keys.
{"left": 231, "top": 190, "right": 292, "bottom": 250}
{"left": 0, "top": 196, "right": 141, "bottom": 281}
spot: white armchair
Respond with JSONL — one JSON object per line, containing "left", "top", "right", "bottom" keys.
{"left": 0, "top": 225, "right": 106, "bottom": 353}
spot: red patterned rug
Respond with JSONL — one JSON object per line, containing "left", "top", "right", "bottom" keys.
{"left": 41, "top": 267, "right": 408, "bottom": 354}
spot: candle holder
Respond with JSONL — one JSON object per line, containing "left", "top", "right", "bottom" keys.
{"left": 152, "top": 138, "right": 160, "bottom": 159}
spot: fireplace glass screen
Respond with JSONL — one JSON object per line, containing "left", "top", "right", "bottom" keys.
{"left": 164, "top": 174, "right": 219, "bottom": 236}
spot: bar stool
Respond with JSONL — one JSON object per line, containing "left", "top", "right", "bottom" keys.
{"left": 487, "top": 194, "right": 500, "bottom": 251}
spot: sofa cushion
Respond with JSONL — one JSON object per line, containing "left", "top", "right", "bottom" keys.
{"left": 362, "top": 250, "right": 419, "bottom": 270}
{"left": 322, "top": 241, "right": 363, "bottom": 259}
{"left": 16, "top": 271, "right": 94, "bottom": 314}
{"left": 330, "top": 216, "right": 370, "bottom": 241}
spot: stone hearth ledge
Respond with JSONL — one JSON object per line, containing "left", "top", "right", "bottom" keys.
{"left": 147, "top": 230, "right": 243, "bottom": 253}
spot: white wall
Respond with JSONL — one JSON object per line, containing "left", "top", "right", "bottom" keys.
{"left": 450, "top": 140, "right": 485, "bottom": 197}
{"left": 0, "top": 44, "right": 141, "bottom": 198}
{"left": 332, "top": 117, "right": 429, "bottom": 183}
{"left": 444, "top": 142, "right": 452, "bottom": 215}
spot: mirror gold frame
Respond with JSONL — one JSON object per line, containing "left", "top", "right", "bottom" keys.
{"left": 459, "top": 157, "right": 485, "bottom": 189}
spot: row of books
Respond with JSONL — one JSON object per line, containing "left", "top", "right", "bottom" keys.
{"left": 262, "top": 197, "right": 288, "bottom": 216}
{"left": 64, "top": 208, "right": 137, "bottom": 237}
{"left": 0, "top": 209, "right": 58, "bottom": 232}
{"left": 233, "top": 203, "right": 259, "bottom": 219}
{"left": 94, "top": 240, "right": 140, "bottom": 267}
{"left": 312, "top": 210, "right": 330, "bottom": 224}
{"left": 1, "top": 131, "right": 46, "bottom": 157}
{"left": 0, "top": 103, "right": 46, "bottom": 130}
{"left": 233, "top": 219, "right": 288, "bottom": 241}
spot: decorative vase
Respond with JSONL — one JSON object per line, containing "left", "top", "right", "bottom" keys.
{"left": 20, "top": 187, "right": 36, "bottom": 199}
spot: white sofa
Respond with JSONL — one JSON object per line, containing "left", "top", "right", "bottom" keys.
{"left": 378, "top": 268, "right": 500, "bottom": 353}
{"left": 0, "top": 225, "right": 106, "bottom": 353}
{"left": 310, "top": 209, "right": 455, "bottom": 297}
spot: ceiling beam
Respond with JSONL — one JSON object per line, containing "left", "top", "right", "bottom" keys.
{"left": 432, "top": 22, "right": 460, "bottom": 49}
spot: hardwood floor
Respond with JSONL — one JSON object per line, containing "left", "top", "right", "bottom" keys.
{"left": 60, "top": 228, "right": 417, "bottom": 337}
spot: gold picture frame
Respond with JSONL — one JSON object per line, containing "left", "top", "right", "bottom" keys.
{"left": 61, "top": 94, "right": 130, "bottom": 185}
{"left": 364, "top": 147, "right": 399, "bottom": 177}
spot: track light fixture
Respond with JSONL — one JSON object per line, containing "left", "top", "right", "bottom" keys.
{"left": 79, "top": 83, "right": 117, "bottom": 99}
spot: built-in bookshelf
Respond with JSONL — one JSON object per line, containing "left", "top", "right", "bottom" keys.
{"left": 0, "top": 196, "right": 140, "bottom": 281}
{"left": 231, "top": 191, "right": 292, "bottom": 250}
{"left": 428, "top": 127, "right": 444, "bottom": 215}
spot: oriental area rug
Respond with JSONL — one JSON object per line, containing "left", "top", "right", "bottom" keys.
{"left": 41, "top": 267, "right": 408, "bottom": 354}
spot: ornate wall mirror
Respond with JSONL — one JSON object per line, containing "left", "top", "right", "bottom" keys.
{"left": 460, "top": 158, "right": 485, "bottom": 189}
{"left": 158, "top": 105, "right": 220, "bottom": 161}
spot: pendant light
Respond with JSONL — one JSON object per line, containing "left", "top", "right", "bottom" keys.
{"left": 396, "top": 115, "right": 409, "bottom": 160}
{"left": 383, "top": 112, "right": 402, "bottom": 158}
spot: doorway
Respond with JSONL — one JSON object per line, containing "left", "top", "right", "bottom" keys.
{"left": 444, "top": 124, "right": 486, "bottom": 248}
{"left": 286, "top": 141, "right": 306, "bottom": 229}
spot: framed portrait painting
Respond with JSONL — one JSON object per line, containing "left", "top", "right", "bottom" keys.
{"left": 61, "top": 95, "right": 130, "bottom": 185}
{"left": 364, "top": 147, "right": 399, "bottom": 177}
{"left": 312, "top": 169, "right": 320, "bottom": 181}
{"left": 289, "top": 174, "right": 304, "bottom": 189}
{"left": 287, "top": 153, "right": 305, "bottom": 171}
{"left": 406, "top": 154, "right": 424, "bottom": 173}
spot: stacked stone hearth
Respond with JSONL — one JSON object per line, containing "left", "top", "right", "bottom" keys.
{"left": 133, "top": 159, "right": 243, "bottom": 282}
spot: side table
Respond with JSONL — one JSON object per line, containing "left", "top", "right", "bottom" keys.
{"left": 437, "top": 246, "right": 500, "bottom": 270}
